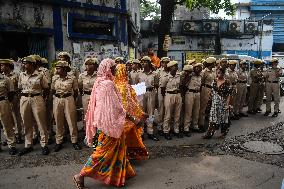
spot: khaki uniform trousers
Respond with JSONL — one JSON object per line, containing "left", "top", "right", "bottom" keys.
{"left": 184, "top": 91, "right": 200, "bottom": 131}
{"left": 248, "top": 83, "right": 260, "bottom": 112}
{"left": 155, "top": 88, "right": 164, "bottom": 128}
{"left": 198, "top": 86, "right": 212, "bottom": 127}
{"left": 234, "top": 83, "right": 247, "bottom": 115}
{"left": 10, "top": 94, "right": 23, "bottom": 136}
{"left": 46, "top": 93, "right": 54, "bottom": 138}
{"left": 163, "top": 93, "right": 182, "bottom": 133}
{"left": 141, "top": 90, "right": 156, "bottom": 134}
{"left": 20, "top": 96, "right": 48, "bottom": 148}
{"left": 266, "top": 83, "right": 280, "bottom": 113}
{"left": 0, "top": 99, "right": 16, "bottom": 148}
{"left": 53, "top": 96, "right": 78, "bottom": 144}
{"left": 256, "top": 83, "right": 265, "bottom": 109}
{"left": 82, "top": 94, "right": 91, "bottom": 117}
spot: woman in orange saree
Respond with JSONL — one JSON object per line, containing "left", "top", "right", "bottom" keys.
{"left": 73, "top": 59, "right": 143, "bottom": 189}
{"left": 114, "top": 64, "right": 149, "bottom": 160}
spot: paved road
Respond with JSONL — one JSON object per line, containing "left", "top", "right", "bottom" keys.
{"left": 0, "top": 99, "right": 283, "bottom": 189}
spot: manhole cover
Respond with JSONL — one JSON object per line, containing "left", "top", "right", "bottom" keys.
{"left": 241, "top": 141, "right": 284, "bottom": 155}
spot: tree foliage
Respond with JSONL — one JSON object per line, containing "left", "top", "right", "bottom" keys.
{"left": 140, "top": 0, "right": 161, "bottom": 20}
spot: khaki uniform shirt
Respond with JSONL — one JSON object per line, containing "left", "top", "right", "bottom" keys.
{"left": 4, "top": 71, "right": 19, "bottom": 91}
{"left": 265, "top": 67, "right": 282, "bottom": 82}
{"left": 18, "top": 70, "right": 49, "bottom": 94}
{"left": 129, "top": 70, "right": 141, "bottom": 85}
{"left": 0, "top": 74, "right": 14, "bottom": 97}
{"left": 161, "top": 72, "right": 181, "bottom": 92}
{"left": 38, "top": 67, "right": 51, "bottom": 84}
{"left": 201, "top": 68, "right": 215, "bottom": 86}
{"left": 187, "top": 73, "right": 202, "bottom": 91}
{"left": 139, "top": 71, "right": 158, "bottom": 89}
{"left": 78, "top": 71, "right": 97, "bottom": 92}
{"left": 227, "top": 69, "right": 238, "bottom": 85}
{"left": 51, "top": 75, "right": 78, "bottom": 95}
{"left": 237, "top": 69, "right": 248, "bottom": 83}
{"left": 250, "top": 68, "right": 263, "bottom": 83}
{"left": 157, "top": 68, "right": 168, "bottom": 87}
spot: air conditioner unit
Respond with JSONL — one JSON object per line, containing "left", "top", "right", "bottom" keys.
{"left": 245, "top": 21, "right": 258, "bottom": 33}
{"left": 203, "top": 22, "right": 218, "bottom": 32}
{"left": 228, "top": 21, "right": 242, "bottom": 32}
{"left": 182, "top": 21, "right": 196, "bottom": 32}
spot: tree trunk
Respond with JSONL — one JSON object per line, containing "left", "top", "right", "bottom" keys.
{"left": 157, "top": 0, "right": 175, "bottom": 58}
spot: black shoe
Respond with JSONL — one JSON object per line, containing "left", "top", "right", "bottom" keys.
{"left": 183, "top": 131, "right": 191, "bottom": 137}
{"left": 272, "top": 112, "right": 278, "bottom": 117}
{"left": 54, "top": 143, "right": 63, "bottom": 152}
{"left": 203, "top": 134, "right": 213, "bottom": 139}
{"left": 264, "top": 112, "right": 271, "bottom": 116}
{"left": 239, "top": 113, "right": 248, "bottom": 117}
{"left": 16, "top": 136, "right": 24, "bottom": 144}
{"left": 18, "top": 147, "right": 33, "bottom": 156}
{"left": 9, "top": 147, "right": 17, "bottom": 155}
{"left": 148, "top": 134, "right": 159, "bottom": 141}
{"left": 72, "top": 143, "right": 81, "bottom": 150}
{"left": 164, "top": 133, "right": 172, "bottom": 140}
{"left": 256, "top": 108, "right": 262, "bottom": 113}
{"left": 174, "top": 132, "right": 183, "bottom": 138}
{"left": 42, "top": 146, "right": 50, "bottom": 155}
{"left": 158, "top": 130, "right": 164, "bottom": 136}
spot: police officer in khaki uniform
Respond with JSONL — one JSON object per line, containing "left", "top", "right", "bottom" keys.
{"left": 156, "top": 57, "right": 170, "bottom": 136}
{"left": 256, "top": 61, "right": 266, "bottom": 112}
{"left": 78, "top": 58, "right": 98, "bottom": 117}
{"left": 234, "top": 60, "right": 249, "bottom": 117}
{"left": 248, "top": 59, "right": 264, "bottom": 114}
{"left": 18, "top": 56, "right": 50, "bottom": 156}
{"left": 183, "top": 62, "right": 202, "bottom": 134}
{"left": 1, "top": 59, "right": 23, "bottom": 144}
{"left": 161, "top": 60, "right": 182, "bottom": 140}
{"left": 0, "top": 59, "right": 17, "bottom": 155}
{"left": 58, "top": 52, "right": 79, "bottom": 79}
{"left": 227, "top": 60, "right": 239, "bottom": 120}
{"left": 115, "top": 57, "right": 125, "bottom": 65}
{"left": 52, "top": 61, "right": 80, "bottom": 152}
{"left": 129, "top": 59, "right": 142, "bottom": 85}
{"left": 126, "top": 60, "right": 133, "bottom": 73}
{"left": 139, "top": 56, "right": 159, "bottom": 141}
{"left": 198, "top": 57, "right": 216, "bottom": 131}
{"left": 264, "top": 58, "right": 282, "bottom": 117}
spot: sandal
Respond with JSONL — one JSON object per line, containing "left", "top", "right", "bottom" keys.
{"left": 73, "top": 175, "right": 85, "bottom": 189}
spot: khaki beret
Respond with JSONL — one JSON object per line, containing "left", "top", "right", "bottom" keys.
{"left": 240, "top": 60, "right": 247, "bottom": 65}
{"left": 126, "top": 60, "right": 133, "bottom": 64}
{"left": 216, "top": 60, "right": 221, "bottom": 64}
{"left": 201, "top": 59, "right": 206, "bottom": 64}
{"left": 30, "top": 55, "right": 42, "bottom": 62}
{"left": 58, "top": 51, "right": 71, "bottom": 58}
{"left": 220, "top": 58, "right": 228, "bottom": 62}
{"left": 23, "top": 56, "right": 36, "bottom": 63}
{"left": 228, "top": 60, "right": 238, "bottom": 65}
{"left": 185, "top": 59, "right": 196, "bottom": 65}
{"left": 253, "top": 59, "right": 263, "bottom": 65}
{"left": 167, "top": 60, "right": 178, "bottom": 68}
{"left": 271, "top": 58, "right": 279, "bottom": 63}
{"left": 84, "top": 58, "right": 98, "bottom": 65}
{"left": 141, "top": 56, "right": 151, "bottom": 62}
{"left": 160, "top": 57, "right": 170, "bottom": 62}
{"left": 115, "top": 57, "right": 124, "bottom": 62}
{"left": 133, "top": 59, "right": 141, "bottom": 64}
{"left": 41, "top": 58, "right": 48, "bottom": 64}
{"left": 55, "top": 61, "right": 71, "bottom": 72}
{"left": 205, "top": 57, "right": 216, "bottom": 64}
{"left": 183, "top": 65, "right": 193, "bottom": 71}
{"left": 0, "top": 59, "right": 13, "bottom": 65}
{"left": 193, "top": 62, "right": 203, "bottom": 68}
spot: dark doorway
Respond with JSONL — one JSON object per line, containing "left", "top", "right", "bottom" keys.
{"left": 0, "top": 32, "right": 48, "bottom": 59}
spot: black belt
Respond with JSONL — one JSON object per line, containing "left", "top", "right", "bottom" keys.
{"left": 166, "top": 90, "right": 180, "bottom": 94}
{"left": 83, "top": 91, "right": 91, "bottom": 95}
{"left": 146, "top": 87, "right": 154, "bottom": 92}
{"left": 187, "top": 89, "right": 200, "bottom": 93}
{"left": 21, "top": 93, "right": 41, "bottom": 97}
{"left": 267, "top": 81, "right": 279, "bottom": 83}
{"left": 231, "top": 82, "right": 237, "bottom": 85}
{"left": 238, "top": 81, "right": 247, "bottom": 84}
{"left": 202, "top": 84, "right": 212, "bottom": 89}
{"left": 54, "top": 93, "right": 72, "bottom": 98}
{"left": 0, "top": 96, "right": 8, "bottom": 101}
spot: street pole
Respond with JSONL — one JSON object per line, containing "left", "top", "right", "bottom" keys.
{"left": 258, "top": 13, "right": 271, "bottom": 59}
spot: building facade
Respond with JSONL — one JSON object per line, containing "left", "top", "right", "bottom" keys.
{"left": 0, "top": 0, "right": 140, "bottom": 71}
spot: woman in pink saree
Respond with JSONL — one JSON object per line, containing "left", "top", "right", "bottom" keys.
{"left": 73, "top": 59, "right": 145, "bottom": 189}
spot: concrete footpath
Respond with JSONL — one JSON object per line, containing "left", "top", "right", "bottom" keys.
{"left": 0, "top": 155, "right": 283, "bottom": 189}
